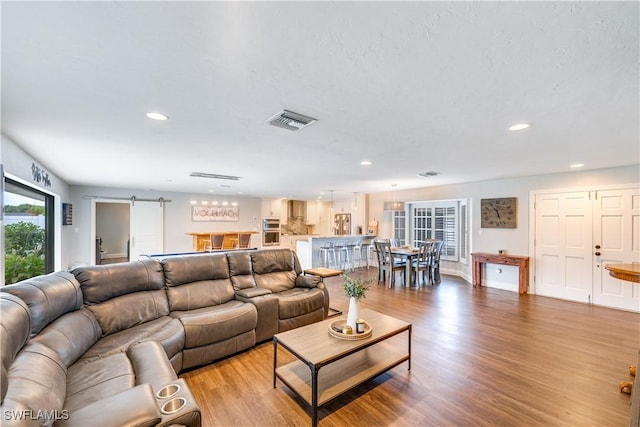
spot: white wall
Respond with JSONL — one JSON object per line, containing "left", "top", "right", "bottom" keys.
{"left": 369, "top": 165, "right": 639, "bottom": 290}
{"left": 1, "top": 135, "right": 72, "bottom": 272}
{"left": 68, "top": 185, "right": 263, "bottom": 267}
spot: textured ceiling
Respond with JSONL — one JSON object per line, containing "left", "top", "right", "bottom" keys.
{"left": 1, "top": 1, "right": 638, "bottom": 200}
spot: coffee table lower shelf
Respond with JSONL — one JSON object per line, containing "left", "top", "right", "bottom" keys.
{"left": 275, "top": 341, "right": 409, "bottom": 407}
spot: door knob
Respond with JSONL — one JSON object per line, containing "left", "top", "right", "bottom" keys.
{"left": 595, "top": 245, "right": 601, "bottom": 249}
{"left": 595, "top": 252, "right": 601, "bottom": 256}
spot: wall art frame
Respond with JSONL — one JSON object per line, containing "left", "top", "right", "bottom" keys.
{"left": 481, "top": 197, "right": 517, "bottom": 228}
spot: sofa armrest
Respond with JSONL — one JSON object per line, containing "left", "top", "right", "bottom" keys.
{"left": 128, "top": 341, "right": 177, "bottom": 392}
{"left": 315, "top": 281, "right": 330, "bottom": 318}
{"left": 295, "top": 275, "right": 320, "bottom": 288}
{"left": 57, "top": 384, "right": 161, "bottom": 427}
{"left": 235, "top": 287, "right": 272, "bottom": 298}
{"left": 235, "top": 294, "right": 278, "bottom": 342}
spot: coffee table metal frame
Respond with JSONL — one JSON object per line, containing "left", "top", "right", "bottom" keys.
{"left": 273, "top": 309, "right": 411, "bottom": 427}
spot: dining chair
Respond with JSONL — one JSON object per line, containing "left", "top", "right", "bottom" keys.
{"left": 210, "top": 234, "right": 224, "bottom": 251}
{"left": 237, "top": 233, "right": 251, "bottom": 249}
{"left": 412, "top": 241, "right": 434, "bottom": 286}
{"left": 373, "top": 239, "right": 390, "bottom": 278}
{"left": 429, "top": 240, "right": 444, "bottom": 284}
{"left": 375, "top": 240, "right": 406, "bottom": 288}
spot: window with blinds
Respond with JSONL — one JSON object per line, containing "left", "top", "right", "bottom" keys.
{"left": 410, "top": 201, "right": 463, "bottom": 261}
{"left": 434, "top": 206, "right": 456, "bottom": 257}
{"left": 392, "top": 210, "right": 407, "bottom": 245}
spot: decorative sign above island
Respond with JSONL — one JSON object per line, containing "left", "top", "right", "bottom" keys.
{"left": 191, "top": 206, "right": 239, "bottom": 222}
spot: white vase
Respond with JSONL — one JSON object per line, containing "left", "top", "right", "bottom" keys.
{"left": 346, "top": 296, "right": 360, "bottom": 330}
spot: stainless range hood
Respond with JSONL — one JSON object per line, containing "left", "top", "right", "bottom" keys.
{"left": 287, "top": 200, "right": 306, "bottom": 219}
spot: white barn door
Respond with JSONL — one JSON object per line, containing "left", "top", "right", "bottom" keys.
{"left": 592, "top": 188, "right": 640, "bottom": 311}
{"left": 535, "top": 191, "right": 592, "bottom": 303}
{"left": 129, "top": 200, "right": 164, "bottom": 259}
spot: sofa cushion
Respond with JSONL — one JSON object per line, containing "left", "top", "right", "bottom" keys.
{"left": 227, "top": 251, "right": 257, "bottom": 290}
{"left": 31, "top": 307, "right": 102, "bottom": 367}
{"left": 161, "top": 253, "right": 229, "bottom": 286}
{"left": 87, "top": 289, "right": 170, "bottom": 336}
{"left": 181, "top": 331, "right": 255, "bottom": 370}
{"left": 170, "top": 301, "right": 257, "bottom": 348}
{"left": 160, "top": 253, "right": 235, "bottom": 311}
{"left": 65, "top": 352, "right": 134, "bottom": 413}
{"left": 251, "top": 250, "right": 297, "bottom": 292}
{"left": 72, "top": 259, "right": 165, "bottom": 304}
{"left": 277, "top": 288, "right": 326, "bottom": 320}
{"left": 78, "top": 316, "right": 184, "bottom": 363}
{"left": 2, "top": 272, "right": 82, "bottom": 337}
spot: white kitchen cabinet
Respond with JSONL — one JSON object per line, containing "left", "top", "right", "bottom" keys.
{"left": 306, "top": 200, "right": 320, "bottom": 225}
{"left": 261, "top": 198, "right": 282, "bottom": 218}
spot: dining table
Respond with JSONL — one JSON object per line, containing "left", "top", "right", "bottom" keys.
{"left": 390, "top": 247, "right": 420, "bottom": 286}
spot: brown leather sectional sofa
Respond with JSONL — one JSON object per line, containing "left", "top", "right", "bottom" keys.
{"left": 0, "top": 248, "right": 329, "bottom": 426}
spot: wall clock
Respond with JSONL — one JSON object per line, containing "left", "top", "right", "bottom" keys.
{"left": 481, "top": 197, "right": 517, "bottom": 228}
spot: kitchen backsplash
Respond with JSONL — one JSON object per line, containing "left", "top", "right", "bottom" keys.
{"left": 281, "top": 217, "right": 311, "bottom": 235}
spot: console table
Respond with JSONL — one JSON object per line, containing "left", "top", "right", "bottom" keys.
{"left": 471, "top": 252, "right": 530, "bottom": 295}
{"left": 605, "top": 263, "right": 640, "bottom": 283}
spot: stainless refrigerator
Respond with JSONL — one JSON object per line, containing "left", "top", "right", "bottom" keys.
{"left": 334, "top": 214, "right": 351, "bottom": 235}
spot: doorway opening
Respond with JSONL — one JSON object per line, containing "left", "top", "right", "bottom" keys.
{"left": 95, "top": 201, "right": 130, "bottom": 265}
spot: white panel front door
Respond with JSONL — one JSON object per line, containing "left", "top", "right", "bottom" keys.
{"left": 535, "top": 191, "right": 592, "bottom": 302}
{"left": 592, "top": 188, "right": 640, "bottom": 311}
{"left": 129, "top": 201, "right": 164, "bottom": 259}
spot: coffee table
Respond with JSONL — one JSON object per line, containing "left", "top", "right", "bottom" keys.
{"left": 273, "top": 308, "right": 411, "bottom": 426}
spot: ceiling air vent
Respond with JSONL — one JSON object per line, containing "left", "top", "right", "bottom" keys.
{"left": 418, "top": 171, "right": 440, "bottom": 178}
{"left": 190, "top": 172, "right": 240, "bottom": 181}
{"left": 267, "top": 110, "right": 317, "bottom": 131}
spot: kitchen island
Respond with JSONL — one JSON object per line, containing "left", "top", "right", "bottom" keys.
{"left": 187, "top": 231, "right": 257, "bottom": 251}
{"left": 296, "top": 235, "right": 376, "bottom": 271}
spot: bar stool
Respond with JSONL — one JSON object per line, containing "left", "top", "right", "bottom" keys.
{"left": 335, "top": 240, "right": 353, "bottom": 271}
{"left": 351, "top": 240, "right": 365, "bottom": 269}
{"left": 319, "top": 241, "right": 338, "bottom": 268}
{"left": 360, "top": 241, "right": 375, "bottom": 269}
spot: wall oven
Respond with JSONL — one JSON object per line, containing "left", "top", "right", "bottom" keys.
{"left": 262, "top": 218, "right": 281, "bottom": 246}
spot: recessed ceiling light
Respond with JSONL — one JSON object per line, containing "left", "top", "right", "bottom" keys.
{"left": 146, "top": 112, "right": 169, "bottom": 121}
{"left": 570, "top": 163, "right": 585, "bottom": 168}
{"left": 360, "top": 160, "right": 372, "bottom": 166}
{"left": 509, "top": 123, "right": 531, "bottom": 131}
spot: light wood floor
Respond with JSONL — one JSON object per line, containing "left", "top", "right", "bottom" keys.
{"left": 180, "top": 269, "right": 640, "bottom": 426}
